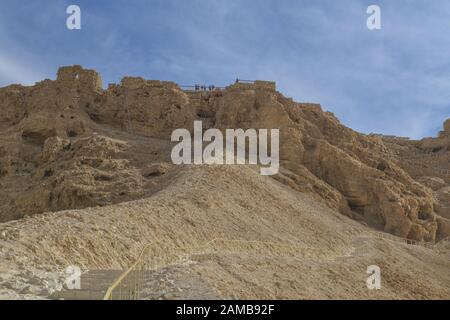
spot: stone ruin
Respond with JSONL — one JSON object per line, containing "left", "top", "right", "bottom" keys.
{"left": 439, "top": 119, "right": 450, "bottom": 138}
{"left": 55, "top": 65, "right": 276, "bottom": 95}
{"left": 227, "top": 80, "right": 276, "bottom": 91}
{"left": 120, "top": 77, "right": 179, "bottom": 90}
{"left": 56, "top": 65, "right": 103, "bottom": 92}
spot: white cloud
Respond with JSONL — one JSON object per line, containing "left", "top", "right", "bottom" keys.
{"left": 0, "top": 53, "right": 43, "bottom": 86}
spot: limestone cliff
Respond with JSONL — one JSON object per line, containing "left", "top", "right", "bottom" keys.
{"left": 0, "top": 65, "right": 448, "bottom": 242}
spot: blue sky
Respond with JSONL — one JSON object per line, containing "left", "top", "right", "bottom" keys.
{"left": 0, "top": 0, "right": 449, "bottom": 139}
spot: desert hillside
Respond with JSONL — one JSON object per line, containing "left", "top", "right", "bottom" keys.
{"left": 0, "top": 164, "right": 449, "bottom": 299}
{"left": 0, "top": 66, "right": 449, "bottom": 299}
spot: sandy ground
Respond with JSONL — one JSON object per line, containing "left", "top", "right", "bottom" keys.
{"left": 0, "top": 164, "right": 449, "bottom": 300}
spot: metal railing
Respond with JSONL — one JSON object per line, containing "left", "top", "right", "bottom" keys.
{"left": 103, "top": 246, "right": 149, "bottom": 300}
{"left": 236, "top": 79, "right": 255, "bottom": 83}
{"left": 179, "top": 79, "right": 256, "bottom": 92}
{"left": 103, "top": 233, "right": 445, "bottom": 300}
{"left": 371, "top": 231, "right": 438, "bottom": 248}
{"left": 102, "top": 238, "right": 317, "bottom": 300}
{"left": 180, "top": 85, "right": 225, "bottom": 92}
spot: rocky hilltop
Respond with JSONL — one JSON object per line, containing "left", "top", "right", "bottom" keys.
{"left": 0, "top": 65, "right": 449, "bottom": 243}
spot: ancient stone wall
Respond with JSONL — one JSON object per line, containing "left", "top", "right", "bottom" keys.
{"left": 56, "top": 65, "right": 103, "bottom": 92}
{"left": 120, "top": 77, "right": 179, "bottom": 90}
{"left": 439, "top": 119, "right": 450, "bottom": 137}
{"left": 227, "top": 80, "right": 276, "bottom": 91}
{"left": 254, "top": 80, "right": 276, "bottom": 91}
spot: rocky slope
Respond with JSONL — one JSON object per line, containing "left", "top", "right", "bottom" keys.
{"left": 0, "top": 66, "right": 449, "bottom": 299}
{"left": 379, "top": 121, "right": 450, "bottom": 238}
{"left": 0, "top": 165, "right": 449, "bottom": 299}
{"left": 0, "top": 65, "right": 448, "bottom": 242}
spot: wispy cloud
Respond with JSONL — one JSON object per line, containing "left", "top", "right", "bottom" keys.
{"left": 0, "top": 0, "right": 448, "bottom": 138}
{"left": 0, "top": 53, "right": 41, "bottom": 85}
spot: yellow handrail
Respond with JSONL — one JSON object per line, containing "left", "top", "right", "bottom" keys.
{"left": 102, "top": 238, "right": 311, "bottom": 300}
{"left": 103, "top": 245, "right": 149, "bottom": 300}
{"left": 103, "top": 233, "right": 444, "bottom": 300}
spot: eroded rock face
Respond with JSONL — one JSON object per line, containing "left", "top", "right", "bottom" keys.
{"left": 207, "top": 85, "right": 446, "bottom": 241}
{"left": 88, "top": 77, "right": 196, "bottom": 138}
{"left": 417, "top": 177, "right": 446, "bottom": 191}
{"left": 378, "top": 119, "right": 450, "bottom": 240}
{"left": 0, "top": 66, "right": 177, "bottom": 222}
{"left": 0, "top": 65, "right": 448, "bottom": 241}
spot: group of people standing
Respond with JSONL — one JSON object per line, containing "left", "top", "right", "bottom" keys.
{"left": 189, "top": 78, "right": 247, "bottom": 91}
{"left": 194, "top": 84, "right": 216, "bottom": 91}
